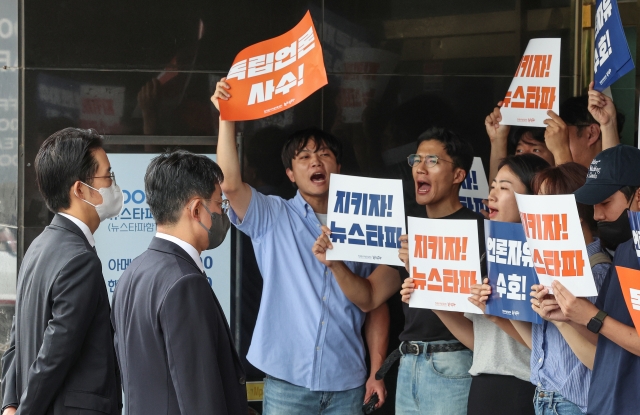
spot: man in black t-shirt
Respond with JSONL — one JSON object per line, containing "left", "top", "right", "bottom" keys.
{"left": 312, "top": 127, "right": 481, "bottom": 414}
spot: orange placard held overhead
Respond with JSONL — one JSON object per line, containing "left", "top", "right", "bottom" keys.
{"left": 219, "top": 11, "right": 327, "bottom": 121}
{"left": 616, "top": 266, "right": 640, "bottom": 336}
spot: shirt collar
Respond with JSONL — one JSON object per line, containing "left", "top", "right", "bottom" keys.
{"left": 58, "top": 213, "right": 95, "bottom": 247}
{"left": 587, "top": 237, "right": 604, "bottom": 257}
{"left": 155, "top": 232, "right": 204, "bottom": 272}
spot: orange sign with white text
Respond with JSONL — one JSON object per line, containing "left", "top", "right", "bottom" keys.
{"left": 219, "top": 11, "right": 327, "bottom": 121}
{"left": 616, "top": 266, "right": 640, "bottom": 336}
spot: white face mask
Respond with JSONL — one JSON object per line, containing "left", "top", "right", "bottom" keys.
{"left": 76, "top": 181, "right": 124, "bottom": 222}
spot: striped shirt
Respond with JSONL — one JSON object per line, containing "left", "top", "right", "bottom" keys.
{"left": 530, "top": 238, "right": 610, "bottom": 413}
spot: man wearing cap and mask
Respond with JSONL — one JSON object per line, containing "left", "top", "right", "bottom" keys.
{"left": 110, "top": 150, "right": 247, "bottom": 415}
{"left": 535, "top": 144, "right": 640, "bottom": 415}
{"left": 1, "top": 128, "right": 123, "bottom": 415}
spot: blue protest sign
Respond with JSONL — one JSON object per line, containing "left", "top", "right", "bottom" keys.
{"left": 593, "top": 0, "right": 634, "bottom": 91}
{"left": 628, "top": 210, "right": 640, "bottom": 265}
{"left": 484, "top": 220, "right": 543, "bottom": 324}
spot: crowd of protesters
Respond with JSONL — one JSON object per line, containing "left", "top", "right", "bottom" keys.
{"left": 1, "top": 78, "right": 638, "bottom": 415}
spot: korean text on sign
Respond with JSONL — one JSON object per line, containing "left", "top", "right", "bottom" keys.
{"left": 326, "top": 174, "right": 406, "bottom": 266}
{"left": 593, "top": 0, "right": 634, "bottom": 91}
{"left": 484, "top": 220, "right": 543, "bottom": 324}
{"left": 408, "top": 217, "right": 483, "bottom": 313}
{"left": 616, "top": 266, "right": 640, "bottom": 337}
{"left": 219, "top": 11, "right": 327, "bottom": 121}
{"left": 459, "top": 157, "right": 489, "bottom": 214}
{"left": 514, "top": 193, "right": 597, "bottom": 297}
{"left": 500, "top": 38, "right": 561, "bottom": 128}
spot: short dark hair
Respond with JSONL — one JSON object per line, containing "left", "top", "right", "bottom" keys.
{"left": 498, "top": 154, "right": 550, "bottom": 194}
{"left": 508, "top": 127, "right": 546, "bottom": 153}
{"left": 35, "top": 128, "right": 104, "bottom": 212}
{"left": 532, "top": 162, "right": 596, "bottom": 232}
{"left": 561, "top": 95, "right": 626, "bottom": 135}
{"left": 416, "top": 127, "right": 474, "bottom": 177}
{"left": 280, "top": 128, "right": 342, "bottom": 170}
{"left": 145, "top": 150, "right": 224, "bottom": 225}
{"left": 620, "top": 185, "right": 638, "bottom": 203}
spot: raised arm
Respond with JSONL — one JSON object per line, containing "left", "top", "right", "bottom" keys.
{"left": 486, "top": 104, "right": 510, "bottom": 183}
{"left": 544, "top": 110, "right": 572, "bottom": 165}
{"left": 211, "top": 78, "right": 253, "bottom": 220}
{"left": 588, "top": 81, "right": 620, "bottom": 150}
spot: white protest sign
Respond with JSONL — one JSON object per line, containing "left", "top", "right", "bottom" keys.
{"left": 93, "top": 154, "right": 232, "bottom": 320}
{"left": 515, "top": 193, "right": 597, "bottom": 297}
{"left": 408, "top": 216, "right": 483, "bottom": 313}
{"left": 500, "top": 38, "right": 561, "bottom": 127}
{"left": 459, "top": 157, "right": 490, "bottom": 214}
{"left": 326, "top": 174, "right": 406, "bottom": 266}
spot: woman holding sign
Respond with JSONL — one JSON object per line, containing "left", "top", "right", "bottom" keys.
{"left": 502, "top": 163, "right": 610, "bottom": 415}
{"left": 402, "top": 154, "right": 548, "bottom": 415}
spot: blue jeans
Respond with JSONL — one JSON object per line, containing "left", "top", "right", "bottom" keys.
{"left": 533, "top": 388, "right": 584, "bottom": 415}
{"left": 262, "top": 375, "right": 365, "bottom": 415}
{"left": 396, "top": 340, "right": 473, "bottom": 415}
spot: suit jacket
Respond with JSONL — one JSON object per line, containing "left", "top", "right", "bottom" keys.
{"left": 111, "top": 237, "right": 247, "bottom": 415}
{"left": 1, "top": 214, "right": 121, "bottom": 415}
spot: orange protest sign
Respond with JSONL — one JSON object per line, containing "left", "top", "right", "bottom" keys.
{"left": 219, "top": 11, "right": 327, "bottom": 121}
{"left": 616, "top": 266, "right": 640, "bottom": 336}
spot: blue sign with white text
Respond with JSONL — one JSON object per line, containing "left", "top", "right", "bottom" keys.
{"left": 484, "top": 220, "right": 543, "bottom": 324}
{"left": 593, "top": 0, "right": 634, "bottom": 91}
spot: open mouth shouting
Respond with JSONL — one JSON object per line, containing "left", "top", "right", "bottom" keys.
{"left": 488, "top": 206, "right": 499, "bottom": 219}
{"left": 416, "top": 180, "right": 432, "bottom": 195}
{"left": 310, "top": 172, "right": 327, "bottom": 185}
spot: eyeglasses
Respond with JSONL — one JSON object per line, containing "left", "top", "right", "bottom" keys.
{"left": 407, "top": 154, "right": 455, "bottom": 168}
{"left": 90, "top": 172, "right": 116, "bottom": 185}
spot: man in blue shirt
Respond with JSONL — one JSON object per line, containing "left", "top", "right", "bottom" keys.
{"left": 211, "top": 79, "right": 398, "bottom": 414}
{"left": 542, "top": 145, "right": 640, "bottom": 415}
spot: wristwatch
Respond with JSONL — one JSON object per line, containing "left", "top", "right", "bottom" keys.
{"left": 587, "top": 310, "right": 608, "bottom": 333}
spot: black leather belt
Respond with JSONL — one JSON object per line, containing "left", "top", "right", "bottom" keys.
{"left": 375, "top": 341, "right": 468, "bottom": 380}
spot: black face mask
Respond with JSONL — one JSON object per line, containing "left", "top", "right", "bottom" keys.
{"left": 598, "top": 208, "right": 632, "bottom": 252}
{"left": 198, "top": 203, "right": 231, "bottom": 251}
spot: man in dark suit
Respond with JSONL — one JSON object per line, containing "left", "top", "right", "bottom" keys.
{"left": 111, "top": 150, "right": 247, "bottom": 415}
{"left": 1, "top": 128, "right": 123, "bottom": 415}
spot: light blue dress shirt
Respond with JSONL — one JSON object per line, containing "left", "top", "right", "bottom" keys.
{"left": 530, "top": 238, "right": 610, "bottom": 412}
{"left": 229, "top": 187, "right": 376, "bottom": 392}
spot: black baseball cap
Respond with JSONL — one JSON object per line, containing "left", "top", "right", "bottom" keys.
{"left": 574, "top": 144, "right": 640, "bottom": 205}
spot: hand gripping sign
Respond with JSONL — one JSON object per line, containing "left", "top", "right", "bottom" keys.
{"left": 593, "top": 0, "right": 634, "bottom": 91}
{"left": 326, "top": 174, "right": 406, "bottom": 266}
{"left": 408, "top": 217, "right": 483, "bottom": 314}
{"left": 617, "top": 211, "right": 640, "bottom": 336}
{"left": 515, "top": 194, "right": 598, "bottom": 297}
{"left": 484, "top": 220, "right": 543, "bottom": 324}
{"left": 459, "top": 157, "right": 490, "bottom": 215}
{"left": 500, "top": 38, "right": 561, "bottom": 127}
{"left": 219, "top": 11, "right": 327, "bottom": 121}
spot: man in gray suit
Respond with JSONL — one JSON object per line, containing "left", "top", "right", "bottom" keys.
{"left": 1, "top": 128, "right": 123, "bottom": 415}
{"left": 111, "top": 150, "right": 247, "bottom": 415}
